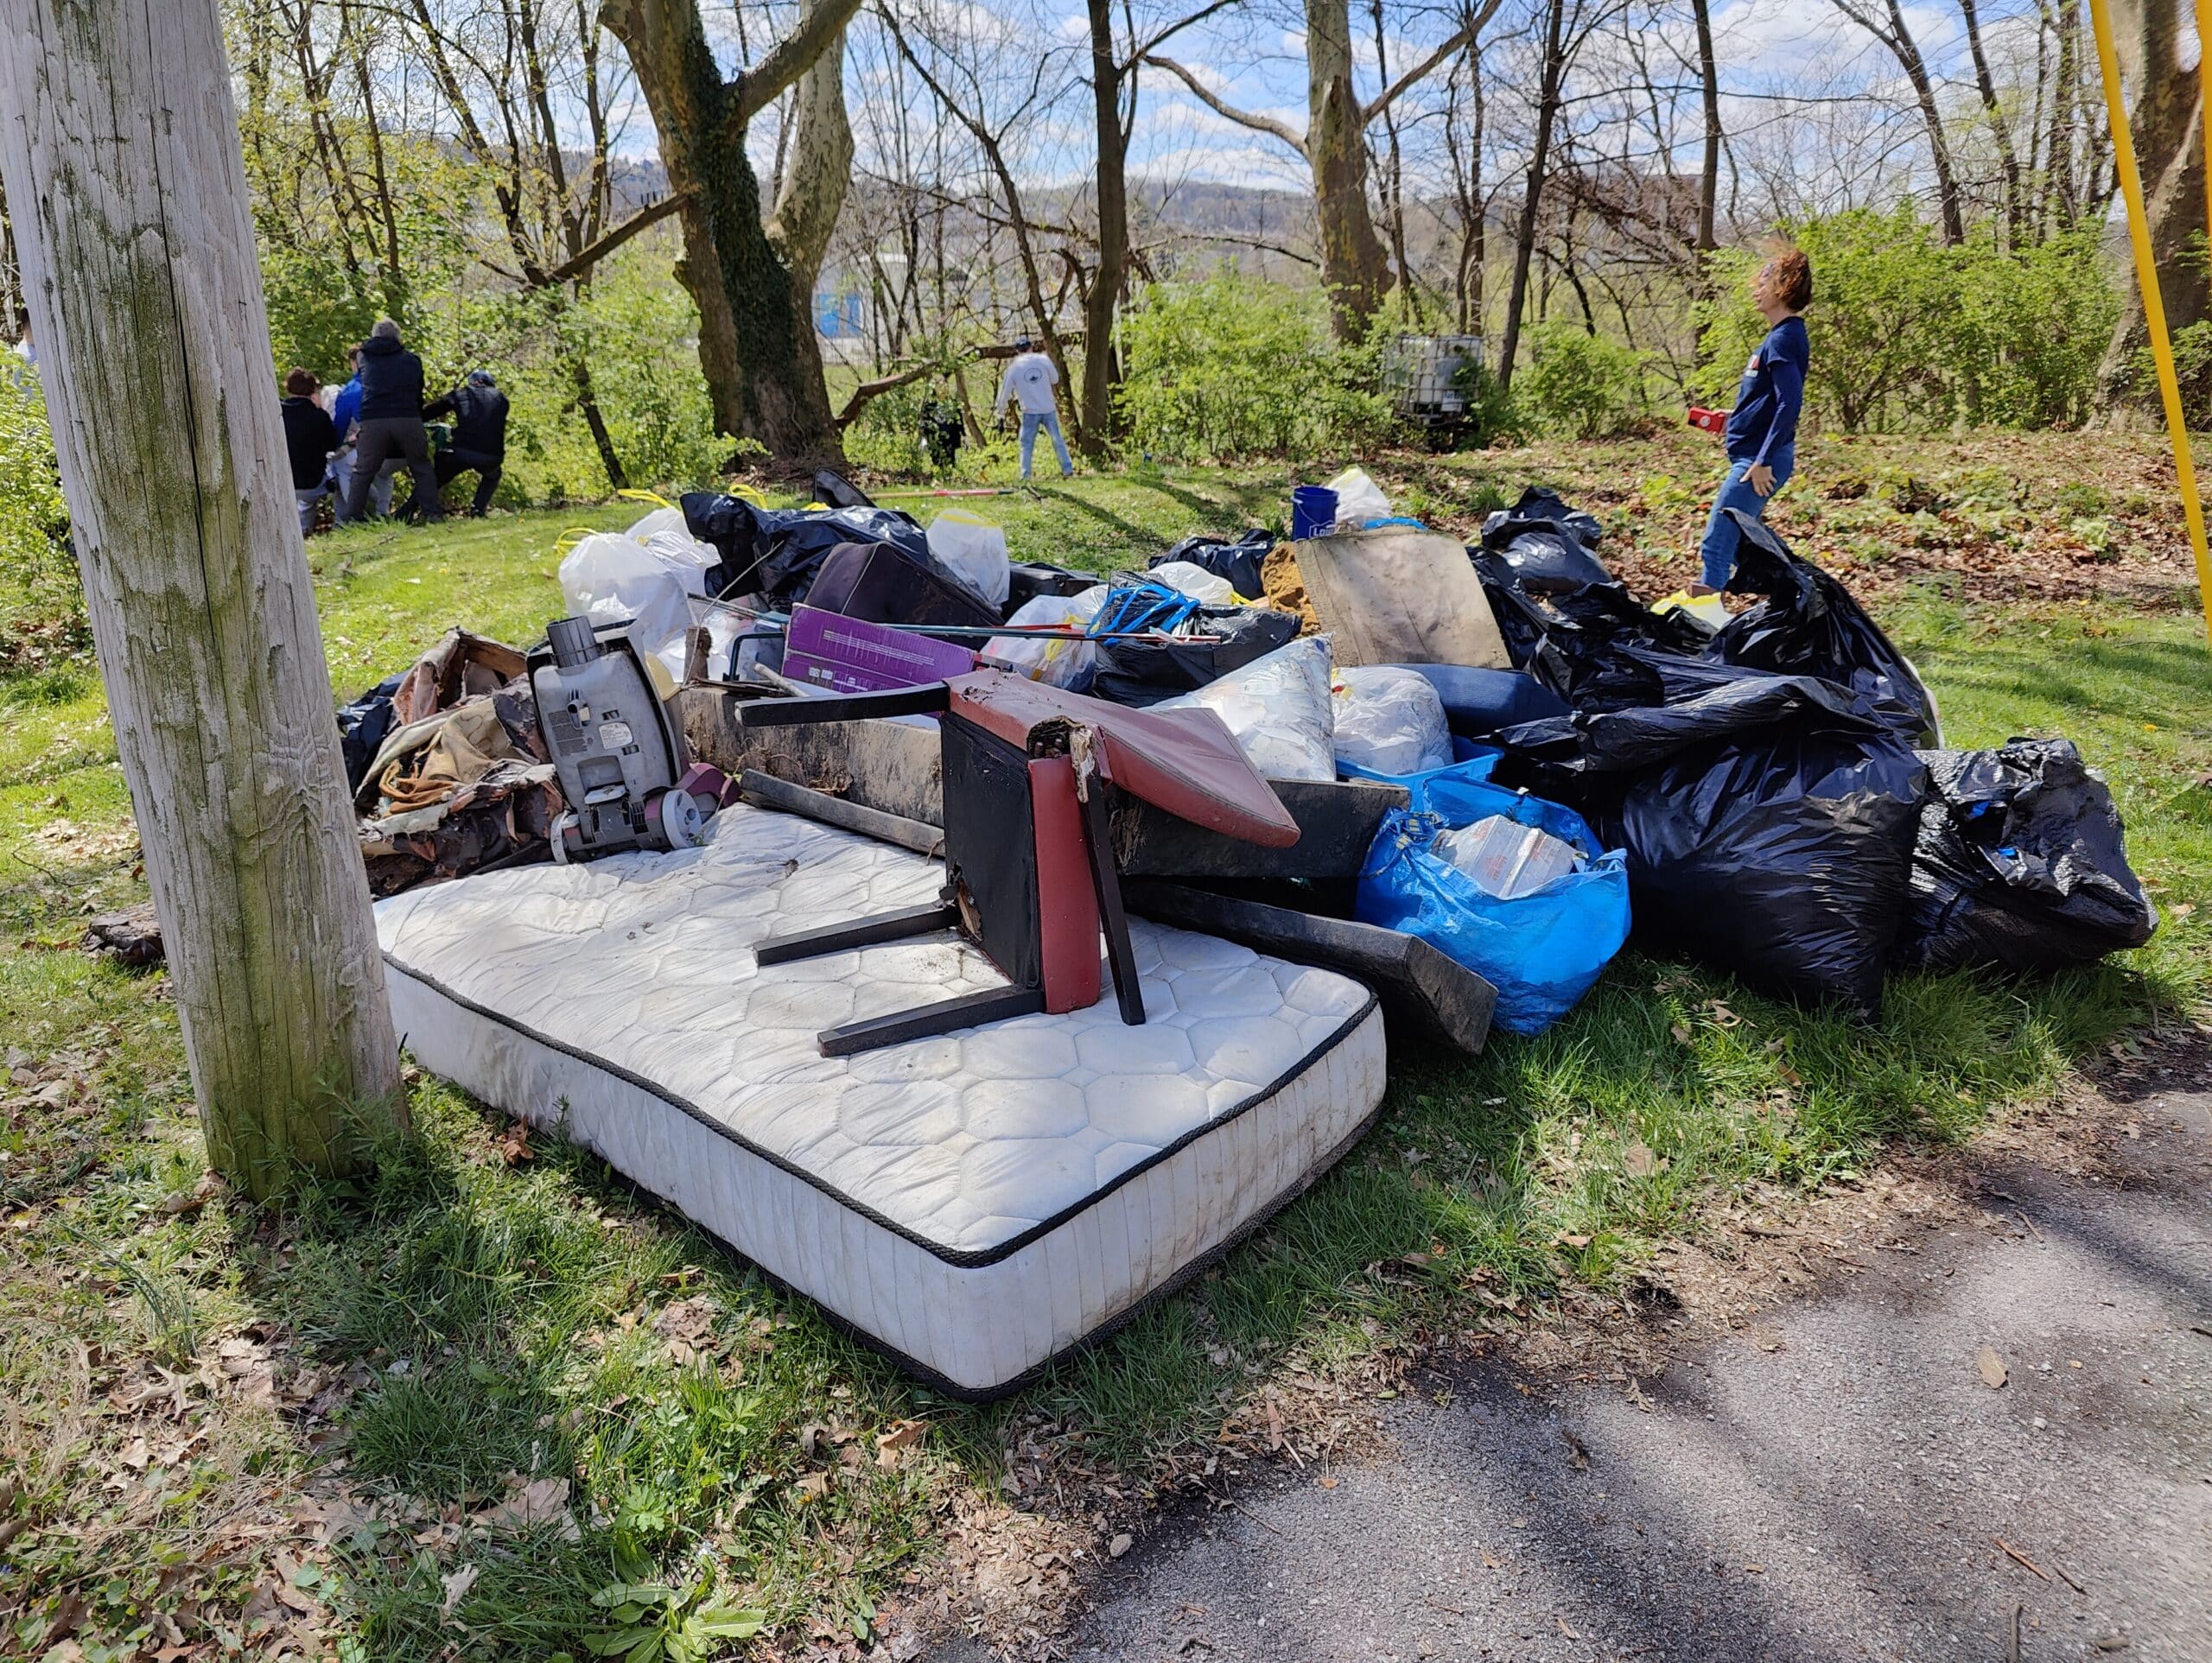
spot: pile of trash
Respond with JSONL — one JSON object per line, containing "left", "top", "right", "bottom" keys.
{"left": 335, "top": 463, "right": 2156, "bottom": 1039}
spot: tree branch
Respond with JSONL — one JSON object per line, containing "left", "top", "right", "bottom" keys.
{"left": 730, "top": 0, "right": 866, "bottom": 130}
{"left": 1362, "top": 0, "right": 1501, "bottom": 124}
{"left": 532, "top": 191, "right": 689, "bottom": 287}
{"left": 1141, "top": 52, "right": 1304, "bottom": 149}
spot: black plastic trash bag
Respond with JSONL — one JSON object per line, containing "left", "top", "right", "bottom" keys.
{"left": 681, "top": 492, "right": 930, "bottom": 608}
{"left": 1897, "top": 739, "right": 2157, "bottom": 974}
{"left": 1089, "top": 605, "right": 1301, "bottom": 706}
{"left": 1478, "top": 486, "right": 1611, "bottom": 594}
{"left": 1500, "top": 675, "right": 1927, "bottom": 1017}
{"left": 1476, "top": 554, "right": 1717, "bottom": 712}
{"left": 1149, "top": 528, "right": 1274, "bottom": 601}
{"left": 337, "top": 671, "right": 405, "bottom": 795}
{"left": 1712, "top": 511, "right": 1939, "bottom": 746}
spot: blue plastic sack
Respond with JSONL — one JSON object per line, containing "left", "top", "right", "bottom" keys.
{"left": 1354, "top": 772, "right": 1631, "bottom": 1035}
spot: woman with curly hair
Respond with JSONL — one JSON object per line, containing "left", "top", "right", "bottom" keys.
{"left": 1692, "top": 244, "right": 1812, "bottom": 596}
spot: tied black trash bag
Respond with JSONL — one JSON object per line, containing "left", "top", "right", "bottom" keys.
{"left": 1479, "top": 486, "right": 1611, "bottom": 594}
{"left": 1501, "top": 671, "right": 1927, "bottom": 1018}
{"left": 681, "top": 492, "right": 931, "bottom": 609}
{"left": 1148, "top": 528, "right": 1274, "bottom": 601}
{"left": 1897, "top": 739, "right": 2158, "bottom": 974}
{"left": 1088, "top": 605, "right": 1302, "bottom": 707}
{"left": 1713, "top": 511, "right": 1940, "bottom": 745}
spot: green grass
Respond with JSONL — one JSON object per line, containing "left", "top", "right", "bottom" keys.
{"left": 2, "top": 458, "right": 2208, "bottom": 1657}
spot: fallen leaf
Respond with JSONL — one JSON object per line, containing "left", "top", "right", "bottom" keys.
{"left": 438, "top": 1562, "right": 479, "bottom": 1622}
{"left": 1977, "top": 1346, "right": 2008, "bottom": 1389}
{"left": 875, "top": 1419, "right": 928, "bottom": 1466}
{"left": 473, "top": 1475, "right": 579, "bottom": 1540}
{"left": 1623, "top": 1142, "right": 1659, "bottom": 1179}
{"left": 1109, "top": 1533, "right": 1133, "bottom": 1558}
{"left": 493, "top": 1120, "right": 535, "bottom": 1165}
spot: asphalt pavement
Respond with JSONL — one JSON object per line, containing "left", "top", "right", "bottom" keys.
{"left": 931, "top": 1059, "right": 2212, "bottom": 1663}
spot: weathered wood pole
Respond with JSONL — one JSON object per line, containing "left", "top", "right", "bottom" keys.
{"left": 0, "top": 0, "right": 403, "bottom": 1195}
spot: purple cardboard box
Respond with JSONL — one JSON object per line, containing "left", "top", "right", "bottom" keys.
{"left": 782, "top": 605, "right": 976, "bottom": 695}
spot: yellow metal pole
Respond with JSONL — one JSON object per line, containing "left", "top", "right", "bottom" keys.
{"left": 2088, "top": 0, "right": 2212, "bottom": 642}
{"left": 2196, "top": 0, "right": 2212, "bottom": 236}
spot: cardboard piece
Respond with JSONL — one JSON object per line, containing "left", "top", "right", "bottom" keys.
{"left": 1291, "top": 528, "right": 1510, "bottom": 669}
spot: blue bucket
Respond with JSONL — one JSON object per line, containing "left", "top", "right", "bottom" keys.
{"left": 1290, "top": 484, "right": 1338, "bottom": 540}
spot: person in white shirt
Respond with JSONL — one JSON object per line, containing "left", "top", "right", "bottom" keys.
{"left": 994, "top": 335, "right": 1073, "bottom": 481}
{"left": 9, "top": 316, "right": 34, "bottom": 371}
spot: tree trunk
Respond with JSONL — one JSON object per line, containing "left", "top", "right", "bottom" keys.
{"left": 1691, "top": 0, "right": 1720, "bottom": 254}
{"left": 0, "top": 0, "right": 401, "bottom": 1196}
{"left": 2094, "top": 0, "right": 2209, "bottom": 419}
{"left": 1959, "top": 0, "right": 2026, "bottom": 242}
{"left": 604, "top": 0, "right": 847, "bottom": 462}
{"left": 1080, "top": 0, "right": 1128, "bottom": 455}
{"left": 2044, "top": 0, "right": 2081, "bottom": 228}
{"left": 1889, "top": 0, "right": 1967, "bottom": 241}
{"left": 1306, "top": 0, "right": 1393, "bottom": 338}
{"left": 1497, "top": 0, "right": 1567, "bottom": 388}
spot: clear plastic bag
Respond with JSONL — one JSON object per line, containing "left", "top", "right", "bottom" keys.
{"left": 1156, "top": 635, "right": 1336, "bottom": 782}
{"left": 559, "top": 528, "right": 714, "bottom": 659}
{"left": 1331, "top": 663, "right": 1452, "bottom": 776}
{"left": 926, "top": 508, "right": 1011, "bottom": 609}
{"left": 1325, "top": 466, "right": 1391, "bottom": 527}
{"left": 983, "top": 584, "right": 1109, "bottom": 688}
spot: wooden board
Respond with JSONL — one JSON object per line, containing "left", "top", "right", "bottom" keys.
{"left": 1123, "top": 882, "right": 1495, "bottom": 1055}
{"left": 678, "top": 686, "right": 1408, "bottom": 880}
{"left": 1291, "top": 528, "right": 1510, "bottom": 669}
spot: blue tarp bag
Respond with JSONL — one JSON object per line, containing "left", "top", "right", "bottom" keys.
{"left": 1353, "top": 762, "right": 1630, "bottom": 1035}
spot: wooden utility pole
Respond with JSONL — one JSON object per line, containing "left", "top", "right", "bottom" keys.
{"left": 0, "top": 0, "right": 402, "bottom": 1196}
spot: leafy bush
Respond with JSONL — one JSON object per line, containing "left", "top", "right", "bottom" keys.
{"left": 1516, "top": 321, "right": 1648, "bottom": 438}
{"left": 1114, "top": 272, "right": 1391, "bottom": 461}
{"left": 1696, "top": 207, "right": 2118, "bottom": 434}
{"left": 0, "top": 365, "right": 79, "bottom": 665}
{"left": 1446, "top": 356, "right": 1524, "bottom": 447}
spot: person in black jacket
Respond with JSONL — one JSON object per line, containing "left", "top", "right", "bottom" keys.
{"left": 340, "top": 318, "right": 443, "bottom": 524}
{"left": 425, "top": 370, "right": 509, "bottom": 517}
{"left": 280, "top": 367, "right": 340, "bottom": 535}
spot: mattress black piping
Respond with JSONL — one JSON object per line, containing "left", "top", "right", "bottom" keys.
{"left": 381, "top": 947, "right": 1381, "bottom": 1270}
{"left": 715, "top": 1093, "right": 1393, "bottom": 1402}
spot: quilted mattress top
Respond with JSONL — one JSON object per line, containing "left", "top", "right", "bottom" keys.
{"left": 373, "top": 805, "right": 1373, "bottom": 1259}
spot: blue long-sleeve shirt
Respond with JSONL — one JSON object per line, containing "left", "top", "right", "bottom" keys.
{"left": 333, "top": 376, "right": 364, "bottom": 438}
{"left": 1724, "top": 315, "right": 1808, "bottom": 467}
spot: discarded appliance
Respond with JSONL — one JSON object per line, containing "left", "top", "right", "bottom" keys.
{"left": 728, "top": 670, "right": 1299, "bottom": 1056}
{"left": 530, "top": 615, "right": 708, "bottom": 862}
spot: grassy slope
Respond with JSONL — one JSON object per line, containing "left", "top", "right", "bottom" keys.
{"left": 1, "top": 449, "right": 2206, "bottom": 1657}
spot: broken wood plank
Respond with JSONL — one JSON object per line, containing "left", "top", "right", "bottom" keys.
{"left": 1122, "top": 881, "right": 1495, "bottom": 1054}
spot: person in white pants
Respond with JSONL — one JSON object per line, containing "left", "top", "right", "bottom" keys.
{"left": 994, "top": 336, "right": 1073, "bottom": 481}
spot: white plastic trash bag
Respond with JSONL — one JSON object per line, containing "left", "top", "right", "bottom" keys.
{"left": 984, "top": 584, "right": 1108, "bottom": 688}
{"left": 1326, "top": 466, "right": 1391, "bottom": 528}
{"left": 1332, "top": 664, "right": 1452, "bottom": 776}
{"left": 559, "top": 530, "right": 708, "bottom": 659}
{"left": 1157, "top": 635, "right": 1336, "bottom": 783}
{"left": 1147, "top": 559, "right": 1242, "bottom": 606}
{"left": 928, "top": 509, "right": 1011, "bottom": 609}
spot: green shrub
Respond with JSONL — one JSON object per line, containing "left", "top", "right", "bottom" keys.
{"left": 1696, "top": 207, "right": 2118, "bottom": 434}
{"left": 0, "top": 365, "right": 79, "bottom": 664}
{"left": 1516, "top": 321, "right": 1648, "bottom": 438}
{"left": 1114, "top": 271, "right": 1391, "bottom": 461}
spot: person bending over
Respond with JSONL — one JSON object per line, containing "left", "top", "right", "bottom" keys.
{"left": 426, "top": 369, "right": 509, "bottom": 517}
{"left": 994, "top": 336, "right": 1073, "bottom": 482}
{"left": 1693, "top": 244, "right": 1811, "bottom": 596}
{"left": 340, "top": 318, "right": 443, "bottom": 525}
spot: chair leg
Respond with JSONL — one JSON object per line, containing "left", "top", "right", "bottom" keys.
{"left": 1079, "top": 788, "right": 1147, "bottom": 1026}
{"left": 753, "top": 903, "right": 957, "bottom": 967}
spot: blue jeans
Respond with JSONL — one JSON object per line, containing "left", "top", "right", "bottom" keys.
{"left": 1699, "top": 446, "right": 1792, "bottom": 588}
{"left": 1019, "top": 411, "right": 1072, "bottom": 479}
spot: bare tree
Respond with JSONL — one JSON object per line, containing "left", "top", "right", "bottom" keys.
{"left": 1146, "top": 0, "right": 1497, "bottom": 337}
{"left": 1828, "top": 0, "right": 1967, "bottom": 241}
{"left": 601, "top": 0, "right": 862, "bottom": 460}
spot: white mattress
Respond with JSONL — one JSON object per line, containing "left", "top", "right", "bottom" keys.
{"left": 374, "top": 805, "right": 1386, "bottom": 1395}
